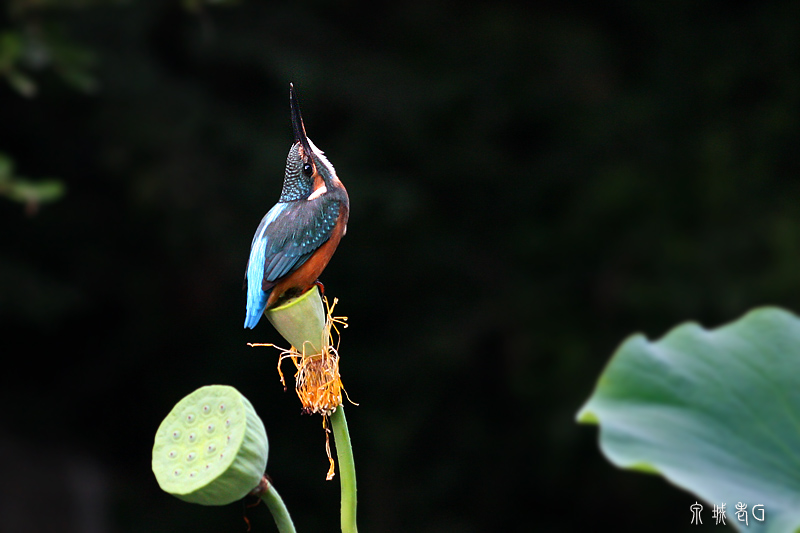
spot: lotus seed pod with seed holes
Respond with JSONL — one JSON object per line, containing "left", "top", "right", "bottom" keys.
{"left": 152, "top": 385, "right": 268, "bottom": 505}
{"left": 266, "top": 285, "right": 326, "bottom": 354}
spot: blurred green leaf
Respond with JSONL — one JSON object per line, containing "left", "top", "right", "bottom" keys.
{"left": 0, "top": 31, "right": 37, "bottom": 96}
{"left": 6, "top": 69, "right": 37, "bottom": 97}
{"left": 578, "top": 307, "right": 800, "bottom": 531}
{"left": 0, "top": 21, "right": 98, "bottom": 96}
{"left": 0, "top": 153, "right": 65, "bottom": 211}
{"left": 7, "top": 178, "right": 66, "bottom": 204}
{"left": 0, "top": 31, "right": 23, "bottom": 69}
{"left": 15, "top": 22, "right": 99, "bottom": 94}
{"left": 0, "top": 153, "right": 13, "bottom": 181}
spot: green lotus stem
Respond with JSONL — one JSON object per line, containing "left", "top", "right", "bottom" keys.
{"left": 331, "top": 406, "right": 357, "bottom": 533}
{"left": 265, "top": 287, "right": 358, "bottom": 531}
{"left": 258, "top": 478, "right": 297, "bottom": 533}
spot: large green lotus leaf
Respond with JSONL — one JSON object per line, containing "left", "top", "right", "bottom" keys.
{"left": 578, "top": 307, "right": 800, "bottom": 532}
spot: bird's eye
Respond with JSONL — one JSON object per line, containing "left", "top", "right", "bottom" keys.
{"left": 302, "top": 161, "right": 314, "bottom": 176}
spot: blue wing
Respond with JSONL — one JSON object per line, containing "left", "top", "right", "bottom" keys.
{"left": 244, "top": 202, "right": 287, "bottom": 328}
{"left": 244, "top": 199, "right": 342, "bottom": 328}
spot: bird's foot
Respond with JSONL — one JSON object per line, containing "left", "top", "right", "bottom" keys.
{"left": 314, "top": 279, "right": 325, "bottom": 297}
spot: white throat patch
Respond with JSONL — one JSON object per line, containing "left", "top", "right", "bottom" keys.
{"left": 307, "top": 185, "right": 328, "bottom": 201}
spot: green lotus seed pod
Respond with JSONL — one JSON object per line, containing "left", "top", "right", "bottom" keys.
{"left": 152, "top": 385, "right": 268, "bottom": 506}
{"left": 266, "top": 285, "right": 326, "bottom": 354}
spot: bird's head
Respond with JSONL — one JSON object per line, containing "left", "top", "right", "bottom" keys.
{"left": 279, "top": 84, "right": 338, "bottom": 202}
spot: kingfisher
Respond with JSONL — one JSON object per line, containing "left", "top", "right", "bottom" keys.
{"left": 244, "top": 84, "right": 350, "bottom": 329}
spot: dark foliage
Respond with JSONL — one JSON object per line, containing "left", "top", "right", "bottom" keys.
{"left": 2, "top": 1, "right": 799, "bottom": 531}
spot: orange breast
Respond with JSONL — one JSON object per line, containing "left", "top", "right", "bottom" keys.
{"left": 266, "top": 207, "right": 348, "bottom": 308}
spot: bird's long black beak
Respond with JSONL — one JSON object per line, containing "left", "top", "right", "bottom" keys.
{"left": 289, "top": 83, "right": 313, "bottom": 160}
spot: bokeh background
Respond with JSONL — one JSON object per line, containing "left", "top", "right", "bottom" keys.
{"left": 2, "top": 1, "right": 800, "bottom": 531}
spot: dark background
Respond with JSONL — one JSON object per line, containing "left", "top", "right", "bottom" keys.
{"left": 2, "top": 1, "right": 799, "bottom": 531}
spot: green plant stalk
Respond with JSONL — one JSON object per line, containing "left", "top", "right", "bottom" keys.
{"left": 265, "top": 288, "right": 358, "bottom": 531}
{"left": 331, "top": 405, "right": 357, "bottom": 533}
{"left": 260, "top": 480, "right": 297, "bottom": 533}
